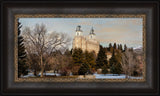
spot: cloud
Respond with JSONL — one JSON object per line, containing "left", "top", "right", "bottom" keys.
{"left": 20, "top": 18, "right": 143, "bottom": 48}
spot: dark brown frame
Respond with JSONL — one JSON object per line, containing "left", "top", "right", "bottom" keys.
{"left": 1, "top": 0, "right": 159, "bottom": 95}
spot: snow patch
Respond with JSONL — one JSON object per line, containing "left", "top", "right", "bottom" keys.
{"left": 22, "top": 72, "right": 61, "bottom": 78}
{"left": 22, "top": 73, "right": 36, "bottom": 78}
{"left": 94, "top": 74, "right": 143, "bottom": 79}
{"left": 38, "top": 73, "right": 61, "bottom": 76}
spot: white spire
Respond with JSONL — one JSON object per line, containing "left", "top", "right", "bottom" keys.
{"left": 89, "top": 27, "right": 95, "bottom": 39}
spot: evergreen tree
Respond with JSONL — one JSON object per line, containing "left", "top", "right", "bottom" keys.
{"left": 115, "top": 51, "right": 122, "bottom": 75}
{"left": 102, "top": 65, "right": 108, "bottom": 74}
{"left": 113, "top": 43, "right": 117, "bottom": 49}
{"left": 109, "top": 49, "right": 122, "bottom": 75}
{"left": 109, "top": 49, "right": 116, "bottom": 68}
{"left": 118, "top": 44, "right": 120, "bottom": 50}
{"left": 110, "top": 62, "right": 122, "bottom": 75}
{"left": 117, "top": 51, "right": 123, "bottom": 75}
{"left": 110, "top": 64, "right": 116, "bottom": 75}
{"left": 18, "top": 19, "right": 28, "bottom": 77}
{"left": 124, "top": 44, "right": 127, "bottom": 51}
{"left": 70, "top": 48, "right": 73, "bottom": 54}
{"left": 109, "top": 43, "right": 112, "bottom": 48}
{"left": 72, "top": 48, "right": 84, "bottom": 66}
{"left": 115, "top": 50, "right": 122, "bottom": 63}
{"left": 108, "top": 43, "right": 114, "bottom": 53}
{"left": 120, "top": 44, "right": 123, "bottom": 51}
{"left": 78, "top": 63, "right": 90, "bottom": 75}
{"left": 110, "top": 47, "right": 114, "bottom": 53}
{"left": 96, "top": 45, "right": 108, "bottom": 69}
{"left": 105, "top": 47, "right": 108, "bottom": 53}
{"left": 72, "top": 48, "right": 84, "bottom": 75}
{"left": 115, "top": 62, "right": 122, "bottom": 75}
{"left": 84, "top": 51, "right": 96, "bottom": 68}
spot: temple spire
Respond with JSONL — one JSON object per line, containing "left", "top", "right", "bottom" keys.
{"left": 89, "top": 27, "right": 96, "bottom": 39}
{"left": 75, "top": 25, "right": 83, "bottom": 36}
{"left": 76, "top": 25, "right": 82, "bottom": 32}
{"left": 90, "top": 27, "right": 95, "bottom": 35}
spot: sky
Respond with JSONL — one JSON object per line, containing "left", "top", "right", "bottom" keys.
{"left": 19, "top": 18, "right": 143, "bottom": 49}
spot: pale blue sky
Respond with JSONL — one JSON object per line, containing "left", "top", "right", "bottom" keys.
{"left": 20, "top": 18, "right": 143, "bottom": 49}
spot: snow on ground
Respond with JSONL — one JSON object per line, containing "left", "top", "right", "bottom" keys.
{"left": 94, "top": 74, "right": 126, "bottom": 79}
{"left": 22, "top": 73, "right": 36, "bottom": 78}
{"left": 22, "top": 73, "right": 142, "bottom": 79}
{"left": 94, "top": 73, "right": 143, "bottom": 79}
{"left": 22, "top": 72, "right": 61, "bottom": 78}
{"left": 38, "top": 73, "right": 61, "bottom": 76}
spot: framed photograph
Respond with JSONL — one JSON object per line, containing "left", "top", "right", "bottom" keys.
{"left": 15, "top": 14, "right": 146, "bottom": 82}
{"left": 1, "top": 0, "right": 159, "bottom": 95}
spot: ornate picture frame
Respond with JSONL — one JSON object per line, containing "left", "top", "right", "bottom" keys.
{"left": 1, "top": 0, "right": 159, "bottom": 95}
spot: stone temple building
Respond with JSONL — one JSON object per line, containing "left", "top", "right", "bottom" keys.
{"left": 72, "top": 25, "right": 100, "bottom": 55}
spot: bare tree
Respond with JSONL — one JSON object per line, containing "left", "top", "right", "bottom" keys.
{"left": 23, "top": 24, "right": 71, "bottom": 77}
{"left": 47, "top": 50, "right": 73, "bottom": 76}
{"left": 26, "top": 53, "right": 40, "bottom": 76}
{"left": 122, "top": 49, "right": 138, "bottom": 78}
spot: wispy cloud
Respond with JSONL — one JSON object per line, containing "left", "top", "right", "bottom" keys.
{"left": 20, "top": 18, "right": 143, "bottom": 48}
